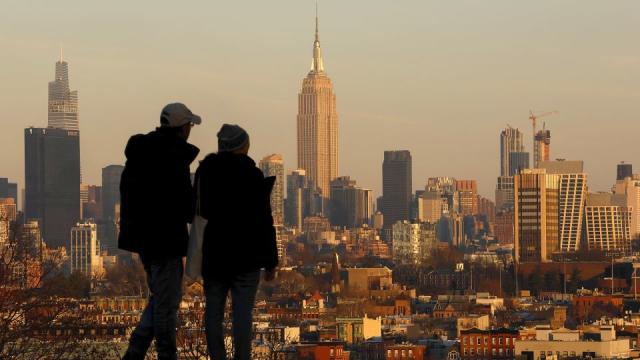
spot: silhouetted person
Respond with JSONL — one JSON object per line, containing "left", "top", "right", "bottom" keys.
{"left": 119, "top": 103, "right": 201, "bottom": 360}
{"left": 195, "top": 124, "right": 278, "bottom": 360}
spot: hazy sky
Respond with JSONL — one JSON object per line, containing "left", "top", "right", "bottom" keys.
{"left": 1, "top": 0, "right": 639, "bottom": 203}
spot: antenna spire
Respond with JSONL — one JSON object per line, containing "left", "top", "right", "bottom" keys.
{"left": 59, "top": 45, "right": 63, "bottom": 62}
{"left": 311, "top": 1, "right": 324, "bottom": 73}
{"left": 315, "top": 1, "right": 319, "bottom": 41}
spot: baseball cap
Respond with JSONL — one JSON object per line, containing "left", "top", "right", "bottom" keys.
{"left": 160, "top": 103, "right": 202, "bottom": 128}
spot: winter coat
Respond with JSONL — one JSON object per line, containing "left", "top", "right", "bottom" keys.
{"left": 195, "top": 152, "right": 278, "bottom": 279}
{"left": 118, "top": 127, "right": 200, "bottom": 259}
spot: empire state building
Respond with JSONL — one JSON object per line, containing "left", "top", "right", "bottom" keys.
{"left": 296, "top": 11, "right": 338, "bottom": 209}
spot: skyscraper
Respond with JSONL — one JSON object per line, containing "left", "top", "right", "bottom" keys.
{"left": 495, "top": 176, "right": 515, "bottom": 211}
{"left": 0, "top": 178, "right": 18, "bottom": 206}
{"left": 613, "top": 176, "right": 640, "bottom": 239}
{"left": 101, "top": 165, "right": 124, "bottom": 222}
{"left": 329, "top": 176, "right": 373, "bottom": 228}
{"left": 296, "top": 10, "right": 338, "bottom": 208}
{"left": 533, "top": 129, "right": 551, "bottom": 168}
{"left": 286, "top": 169, "right": 307, "bottom": 231}
{"left": 456, "top": 180, "right": 479, "bottom": 216}
{"left": 500, "top": 126, "right": 525, "bottom": 177}
{"left": 514, "top": 169, "right": 560, "bottom": 263}
{"left": 82, "top": 185, "right": 102, "bottom": 221}
{"left": 496, "top": 127, "right": 528, "bottom": 213}
{"left": 539, "top": 160, "right": 587, "bottom": 252}
{"left": 382, "top": 151, "right": 412, "bottom": 229}
{"left": 421, "top": 190, "right": 444, "bottom": 223}
{"left": 617, "top": 162, "right": 633, "bottom": 181}
{"left": 48, "top": 51, "right": 79, "bottom": 131}
{"left": 427, "top": 177, "right": 457, "bottom": 215}
{"left": 259, "top": 154, "right": 285, "bottom": 226}
{"left": 100, "top": 165, "right": 123, "bottom": 253}
{"left": 24, "top": 127, "right": 81, "bottom": 250}
{"left": 508, "top": 152, "right": 530, "bottom": 176}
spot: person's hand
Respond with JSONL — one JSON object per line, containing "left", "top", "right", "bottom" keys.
{"left": 264, "top": 268, "right": 277, "bottom": 282}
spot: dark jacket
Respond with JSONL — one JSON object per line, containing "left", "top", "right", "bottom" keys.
{"left": 196, "top": 152, "right": 278, "bottom": 279}
{"left": 118, "top": 127, "right": 200, "bottom": 259}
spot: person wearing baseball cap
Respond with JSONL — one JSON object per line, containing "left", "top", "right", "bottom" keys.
{"left": 120, "top": 102, "right": 201, "bottom": 360}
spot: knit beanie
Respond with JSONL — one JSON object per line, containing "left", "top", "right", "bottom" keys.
{"left": 217, "top": 124, "right": 249, "bottom": 153}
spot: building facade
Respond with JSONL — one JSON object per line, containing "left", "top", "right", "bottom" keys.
{"left": 460, "top": 328, "right": 519, "bottom": 360}
{"left": 385, "top": 344, "right": 426, "bottom": 360}
{"left": 70, "top": 222, "right": 104, "bottom": 279}
{"left": 514, "top": 169, "right": 560, "bottom": 263}
{"left": 25, "top": 127, "right": 81, "bottom": 250}
{"left": 382, "top": 151, "right": 412, "bottom": 228}
{"left": 500, "top": 126, "right": 525, "bottom": 177}
{"left": 496, "top": 176, "right": 515, "bottom": 211}
{"left": 494, "top": 210, "right": 514, "bottom": 245}
{"left": 584, "top": 193, "right": 632, "bottom": 254}
{"left": 286, "top": 169, "right": 307, "bottom": 230}
{"left": 0, "top": 178, "right": 18, "bottom": 206}
{"left": 539, "top": 160, "right": 587, "bottom": 252}
{"left": 259, "top": 154, "right": 285, "bottom": 226}
{"left": 514, "top": 326, "right": 630, "bottom": 360}
{"left": 336, "top": 315, "right": 382, "bottom": 344}
{"left": 613, "top": 176, "right": 640, "bottom": 239}
{"left": 456, "top": 180, "right": 479, "bottom": 216}
{"left": 330, "top": 176, "right": 373, "bottom": 228}
{"left": 0, "top": 198, "right": 17, "bottom": 223}
{"left": 392, "top": 221, "right": 437, "bottom": 265}
{"left": 422, "top": 190, "right": 444, "bottom": 223}
{"left": 101, "top": 165, "right": 123, "bottom": 223}
{"left": 617, "top": 162, "right": 633, "bottom": 181}
{"left": 508, "top": 152, "right": 530, "bottom": 177}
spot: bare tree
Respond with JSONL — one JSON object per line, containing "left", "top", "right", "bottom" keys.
{"left": 0, "top": 221, "right": 120, "bottom": 359}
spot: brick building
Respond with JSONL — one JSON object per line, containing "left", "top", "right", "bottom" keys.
{"left": 460, "top": 328, "right": 519, "bottom": 359}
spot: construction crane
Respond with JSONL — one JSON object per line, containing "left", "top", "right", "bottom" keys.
{"left": 529, "top": 110, "right": 558, "bottom": 168}
{"left": 529, "top": 110, "right": 558, "bottom": 138}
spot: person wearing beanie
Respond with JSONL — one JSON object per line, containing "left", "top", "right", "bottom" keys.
{"left": 217, "top": 123, "right": 250, "bottom": 153}
{"left": 119, "top": 103, "right": 201, "bottom": 360}
{"left": 195, "top": 124, "right": 278, "bottom": 360}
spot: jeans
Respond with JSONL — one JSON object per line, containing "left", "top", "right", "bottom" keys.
{"left": 204, "top": 271, "right": 261, "bottom": 360}
{"left": 123, "top": 256, "right": 183, "bottom": 360}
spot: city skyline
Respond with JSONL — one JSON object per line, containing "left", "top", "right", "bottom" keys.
{"left": 4, "top": 2, "right": 640, "bottom": 359}
{"left": 1, "top": 1, "right": 639, "bottom": 201}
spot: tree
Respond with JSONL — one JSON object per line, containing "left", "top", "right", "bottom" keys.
{"left": 567, "top": 268, "right": 582, "bottom": 293}
{"left": 0, "top": 221, "right": 120, "bottom": 359}
{"left": 543, "top": 270, "right": 560, "bottom": 292}
{"left": 527, "top": 268, "right": 543, "bottom": 295}
{"left": 99, "top": 260, "right": 147, "bottom": 297}
{"left": 587, "top": 302, "right": 622, "bottom": 322}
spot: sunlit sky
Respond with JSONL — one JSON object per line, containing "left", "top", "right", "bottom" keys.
{"left": 1, "top": 0, "right": 639, "bottom": 204}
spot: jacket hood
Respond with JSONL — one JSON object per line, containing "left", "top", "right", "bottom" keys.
{"left": 125, "top": 128, "right": 200, "bottom": 164}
